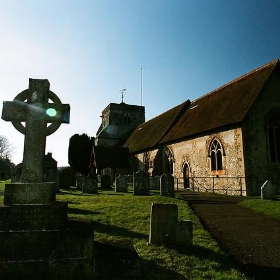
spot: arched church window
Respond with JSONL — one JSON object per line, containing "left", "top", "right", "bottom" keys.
{"left": 209, "top": 139, "right": 223, "bottom": 172}
{"left": 123, "top": 113, "right": 131, "bottom": 124}
{"left": 165, "top": 148, "right": 174, "bottom": 175}
{"left": 143, "top": 152, "right": 149, "bottom": 172}
{"left": 267, "top": 113, "right": 280, "bottom": 162}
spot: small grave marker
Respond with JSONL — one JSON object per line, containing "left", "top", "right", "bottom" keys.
{"left": 149, "top": 175, "right": 160, "bottom": 190}
{"left": 115, "top": 174, "right": 128, "bottom": 192}
{"left": 149, "top": 203, "right": 178, "bottom": 245}
{"left": 160, "top": 174, "right": 175, "bottom": 197}
{"left": 133, "top": 171, "right": 150, "bottom": 195}
{"left": 261, "top": 180, "right": 276, "bottom": 200}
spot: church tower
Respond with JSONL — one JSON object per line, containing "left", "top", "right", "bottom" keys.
{"left": 95, "top": 102, "right": 145, "bottom": 147}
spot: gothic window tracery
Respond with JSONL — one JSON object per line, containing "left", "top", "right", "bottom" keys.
{"left": 209, "top": 139, "right": 224, "bottom": 172}
{"left": 143, "top": 152, "right": 149, "bottom": 172}
{"left": 165, "top": 148, "right": 174, "bottom": 175}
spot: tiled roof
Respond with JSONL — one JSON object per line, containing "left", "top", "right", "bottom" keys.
{"left": 123, "top": 100, "right": 191, "bottom": 153}
{"left": 124, "top": 59, "right": 279, "bottom": 153}
{"left": 161, "top": 59, "right": 279, "bottom": 143}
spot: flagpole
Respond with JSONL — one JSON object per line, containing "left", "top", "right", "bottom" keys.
{"left": 140, "top": 67, "right": 143, "bottom": 106}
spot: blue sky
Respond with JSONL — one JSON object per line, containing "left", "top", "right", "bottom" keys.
{"left": 1, "top": 0, "right": 280, "bottom": 166}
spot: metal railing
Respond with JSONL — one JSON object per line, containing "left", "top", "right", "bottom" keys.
{"left": 176, "top": 176, "right": 258, "bottom": 196}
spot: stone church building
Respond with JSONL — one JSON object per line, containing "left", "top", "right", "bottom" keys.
{"left": 96, "top": 59, "right": 280, "bottom": 196}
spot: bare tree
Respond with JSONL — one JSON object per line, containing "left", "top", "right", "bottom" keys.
{"left": 0, "top": 135, "right": 14, "bottom": 160}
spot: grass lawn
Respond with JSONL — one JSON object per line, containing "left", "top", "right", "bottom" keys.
{"left": 0, "top": 181, "right": 247, "bottom": 279}
{"left": 238, "top": 196, "right": 280, "bottom": 219}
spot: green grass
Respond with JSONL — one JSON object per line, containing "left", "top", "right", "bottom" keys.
{"left": 238, "top": 196, "right": 280, "bottom": 219}
{"left": 0, "top": 181, "right": 247, "bottom": 279}
{"left": 56, "top": 187, "right": 246, "bottom": 279}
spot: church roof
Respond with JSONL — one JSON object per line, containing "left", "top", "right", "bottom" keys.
{"left": 161, "top": 59, "right": 279, "bottom": 143}
{"left": 124, "top": 59, "right": 279, "bottom": 153}
{"left": 123, "top": 100, "right": 191, "bottom": 153}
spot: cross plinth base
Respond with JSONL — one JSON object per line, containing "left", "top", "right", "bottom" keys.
{"left": 4, "top": 183, "right": 56, "bottom": 205}
{"left": 0, "top": 182, "right": 95, "bottom": 279}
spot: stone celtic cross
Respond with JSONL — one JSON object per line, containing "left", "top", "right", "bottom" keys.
{"left": 2, "top": 79, "right": 70, "bottom": 183}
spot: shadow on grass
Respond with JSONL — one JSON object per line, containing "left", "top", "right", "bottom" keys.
{"left": 140, "top": 259, "right": 186, "bottom": 280}
{"left": 95, "top": 240, "right": 186, "bottom": 280}
{"left": 94, "top": 221, "right": 148, "bottom": 240}
{"left": 57, "top": 190, "right": 86, "bottom": 196}
{"left": 177, "top": 244, "right": 235, "bottom": 269}
{"left": 67, "top": 207, "right": 101, "bottom": 216}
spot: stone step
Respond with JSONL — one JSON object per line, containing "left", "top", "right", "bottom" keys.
{"left": 0, "top": 218, "right": 94, "bottom": 262}
{"left": 0, "top": 202, "right": 68, "bottom": 231}
{"left": 0, "top": 257, "right": 95, "bottom": 280}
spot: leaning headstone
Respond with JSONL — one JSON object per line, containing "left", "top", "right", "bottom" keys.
{"left": 149, "top": 203, "right": 178, "bottom": 245}
{"left": 83, "top": 176, "right": 98, "bottom": 194}
{"left": 160, "top": 174, "right": 175, "bottom": 197}
{"left": 101, "top": 174, "right": 111, "bottom": 189}
{"left": 150, "top": 175, "right": 160, "bottom": 190}
{"left": 0, "top": 79, "right": 95, "bottom": 278}
{"left": 115, "top": 174, "right": 128, "bottom": 192}
{"left": 133, "top": 171, "right": 150, "bottom": 195}
{"left": 177, "top": 220, "right": 193, "bottom": 246}
{"left": 261, "top": 180, "right": 276, "bottom": 200}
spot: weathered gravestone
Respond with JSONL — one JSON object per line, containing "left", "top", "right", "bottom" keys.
{"left": 115, "top": 174, "right": 128, "bottom": 192}
{"left": 177, "top": 220, "right": 193, "bottom": 246}
{"left": 160, "top": 173, "right": 175, "bottom": 197}
{"left": 149, "top": 203, "right": 193, "bottom": 246}
{"left": 261, "top": 180, "right": 277, "bottom": 200}
{"left": 149, "top": 203, "right": 178, "bottom": 245}
{"left": 83, "top": 176, "right": 98, "bottom": 194}
{"left": 149, "top": 175, "right": 160, "bottom": 190}
{"left": 133, "top": 171, "right": 150, "bottom": 195}
{"left": 0, "top": 79, "right": 95, "bottom": 278}
{"left": 101, "top": 174, "right": 112, "bottom": 189}
{"left": 58, "top": 166, "right": 76, "bottom": 189}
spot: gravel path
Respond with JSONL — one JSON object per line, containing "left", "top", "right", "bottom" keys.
{"left": 179, "top": 191, "right": 280, "bottom": 280}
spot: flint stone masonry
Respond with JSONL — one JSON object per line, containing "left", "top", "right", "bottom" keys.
{"left": 261, "top": 180, "right": 277, "bottom": 200}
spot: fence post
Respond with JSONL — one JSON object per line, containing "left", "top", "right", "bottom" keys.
{"left": 239, "top": 177, "right": 242, "bottom": 196}
{"left": 212, "top": 176, "right": 215, "bottom": 193}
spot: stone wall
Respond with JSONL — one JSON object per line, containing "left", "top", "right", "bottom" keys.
{"left": 133, "top": 128, "right": 247, "bottom": 195}
{"left": 169, "top": 128, "right": 246, "bottom": 194}
{"left": 242, "top": 72, "right": 280, "bottom": 195}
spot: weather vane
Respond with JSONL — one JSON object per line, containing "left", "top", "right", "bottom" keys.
{"left": 120, "top": 88, "right": 126, "bottom": 103}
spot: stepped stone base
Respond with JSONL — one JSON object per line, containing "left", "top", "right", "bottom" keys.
{"left": 4, "top": 182, "right": 56, "bottom": 205}
{"left": 0, "top": 191, "right": 95, "bottom": 279}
